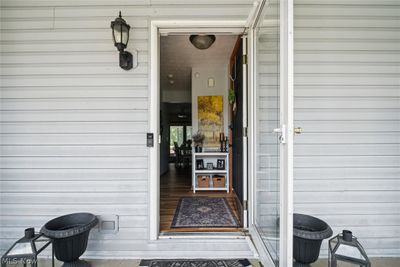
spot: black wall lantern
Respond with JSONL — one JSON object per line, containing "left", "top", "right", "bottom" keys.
{"left": 111, "top": 11, "right": 133, "bottom": 70}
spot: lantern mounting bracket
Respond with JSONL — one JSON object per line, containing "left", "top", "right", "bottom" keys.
{"left": 119, "top": 51, "right": 133, "bottom": 70}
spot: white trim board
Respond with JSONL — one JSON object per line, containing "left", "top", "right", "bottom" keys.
{"left": 149, "top": 19, "right": 247, "bottom": 241}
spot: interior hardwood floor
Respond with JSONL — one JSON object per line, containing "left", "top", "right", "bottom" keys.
{"left": 160, "top": 163, "right": 242, "bottom": 233}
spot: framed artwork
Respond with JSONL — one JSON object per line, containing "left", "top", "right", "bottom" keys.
{"left": 207, "top": 163, "right": 214, "bottom": 170}
{"left": 198, "top": 95, "right": 223, "bottom": 147}
{"left": 196, "top": 159, "right": 204, "bottom": 170}
{"left": 216, "top": 159, "right": 225, "bottom": 170}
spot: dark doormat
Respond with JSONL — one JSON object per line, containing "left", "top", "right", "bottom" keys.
{"left": 171, "top": 197, "right": 239, "bottom": 228}
{"left": 139, "top": 259, "right": 252, "bottom": 267}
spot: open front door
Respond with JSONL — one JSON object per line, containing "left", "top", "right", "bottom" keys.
{"left": 247, "top": 0, "right": 294, "bottom": 267}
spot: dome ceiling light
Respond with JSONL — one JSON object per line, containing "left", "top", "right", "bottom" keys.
{"left": 189, "top": 35, "right": 216, "bottom": 50}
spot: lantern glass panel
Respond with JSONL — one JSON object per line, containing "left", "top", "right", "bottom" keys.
{"left": 7, "top": 242, "right": 33, "bottom": 255}
{"left": 121, "top": 24, "right": 129, "bottom": 46}
{"left": 113, "top": 23, "right": 122, "bottom": 44}
{"left": 336, "top": 245, "right": 364, "bottom": 259}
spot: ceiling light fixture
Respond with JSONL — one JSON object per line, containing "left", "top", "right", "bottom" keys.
{"left": 189, "top": 35, "right": 216, "bottom": 50}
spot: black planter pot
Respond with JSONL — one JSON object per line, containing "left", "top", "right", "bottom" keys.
{"left": 41, "top": 213, "right": 98, "bottom": 267}
{"left": 293, "top": 213, "right": 333, "bottom": 266}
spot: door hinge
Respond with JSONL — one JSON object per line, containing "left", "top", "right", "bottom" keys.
{"left": 243, "top": 200, "right": 248, "bottom": 210}
{"left": 242, "top": 54, "right": 248, "bottom": 65}
{"left": 243, "top": 127, "right": 248, "bottom": 137}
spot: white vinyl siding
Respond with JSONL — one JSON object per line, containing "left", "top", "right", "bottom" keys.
{"left": 292, "top": 0, "right": 400, "bottom": 257}
{"left": 0, "top": 0, "right": 255, "bottom": 258}
{"left": 256, "top": 0, "right": 399, "bottom": 259}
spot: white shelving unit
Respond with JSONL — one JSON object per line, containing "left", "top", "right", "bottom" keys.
{"left": 192, "top": 152, "right": 229, "bottom": 193}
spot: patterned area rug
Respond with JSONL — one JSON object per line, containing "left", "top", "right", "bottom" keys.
{"left": 171, "top": 197, "right": 239, "bottom": 228}
{"left": 139, "top": 259, "right": 252, "bottom": 267}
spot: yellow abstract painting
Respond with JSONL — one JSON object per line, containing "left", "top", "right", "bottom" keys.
{"left": 198, "top": 95, "right": 223, "bottom": 147}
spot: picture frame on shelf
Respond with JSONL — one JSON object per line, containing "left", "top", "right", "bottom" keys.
{"left": 196, "top": 159, "right": 204, "bottom": 170}
{"left": 206, "top": 163, "right": 214, "bottom": 170}
{"left": 216, "top": 159, "right": 225, "bottom": 170}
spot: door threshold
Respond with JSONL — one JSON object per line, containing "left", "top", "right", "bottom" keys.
{"left": 159, "top": 231, "right": 247, "bottom": 239}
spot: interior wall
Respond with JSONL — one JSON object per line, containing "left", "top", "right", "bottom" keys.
{"left": 191, "top": 66, "right": 229, "bottom": 140}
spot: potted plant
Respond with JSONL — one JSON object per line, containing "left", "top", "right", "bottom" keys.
{"left": 192, "top": 132, "right": 205, "bottom": 152}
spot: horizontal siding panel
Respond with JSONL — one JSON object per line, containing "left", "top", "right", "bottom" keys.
{"left": 259, "top": 214, "right": 400, "bottom": 227}
{"left": 293, "top": 5, "right": 400, "bottom": 17}
{"left": 1, "top": 180, "right": 147, "bottom": 192}
{"left": 261, "top": 203, "right": 400, "bottom": 216}
{"left": 0, "top": 192, "right": 147, "bottom": 204}
{"left": 261, "top": 74, "right": 400, "bottom": 86}
{"left": 261, "top": 144, "right": 400, "bottom": 156}
{"left": 260, "top": 63, "right": 400, "bottom": 75}
{"left": 294, "top": 191, "right": 400, "bottom": 203}
{"left": 294, "top": 18, "right": 400, "bottom": 28}
{"left": 54, "top": 6, "right": 251, "bottom": 18}
{"left": 1, "top": 0, "right": 253, "bottom": 8}
{"left": 258, "top": 167, "right": 400, "bottom": 180}
{"left": 0, "top": 76, "right": 148, "bottom": 87}
{"left": 1, "top": 29, "right": 148, "bottom": 42}
{"left": 0, "top": 215, "right": 147, "bottom": 228}
{"left": 0, "top": 122, "right": 148, "bottom": 134}
{"left": 260, "top": 120, "right": 400, "bottom": 132}
{"left": 1, "top": 0, "right": 150, "bottom": 7}
{"left": 0, "top": 40, "right": 148, "bottom": 53}
{"left": 260, "top": 97, "right": 400, "bottom": 109}
{"left": 0, "top": 63, "right": 148, "bottom": 76}
{"left": 0, "top": 168, "right": 148, "bottom": 180}
{"left": 1, "top": 87, "right": 148, "bottom": 98}
{"left": 0, "top": 20, "right": 54, "bottom": 30}
{"left": 0, "top": 157, "right": 148, "bottom": 169}
{"left": 0, "top": 52, "right": 148, "bottom": 64}
{"left": 294, "top": 167, "right": 400, "bottom": 180}
{"left": 1, "top": 134, "right": 147, "bottom": 145}
{"left": 1, "top": 227, "right": 148, "bottom": 240}
{"left": 0, "top": 98, "right": 149, "bottom": 110}
{"left": 294, "top": 29, "right": 400, "bottom": 40}
{"left": 258, "top": 155, "right": 400, "bottom": 168}
{"left": 0, "top": 204, "right": 148, "bottom": 216}
{"left": 259, "top": 179, "right": 400, "bottom": 192}
{"left": 260, "top": 52, "right": 400, "bottom": 63}
{"left": 259, "top": 85, "right": 400, "bottom": 97}
{"left": 261, "top": 109, "right": 400, "bottom": 120}
{"left": 0, "top": 8, "right": 54, "bottom": 18}
{"left": 0, "top": 145, "right": 148, "bottom": 156}
{"left": 260, "top": 133, "right": 400, "bottom": 144}
{"left": 54, "top": 18, "right": 149, "bottom": 29}
{"left": 0, "top": 18, "right": 149, "bottom": 30}
{"left": 0, "top": 111, "right": 149, "bottom": 122}
{"left": 261, "top": 39, "right": 400, "bottom": 52}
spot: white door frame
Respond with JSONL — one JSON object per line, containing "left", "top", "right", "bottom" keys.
{"left": 149, "top": 20, "right": 247, "bottom": 241}
{"left": 148, "top": 7, "right": 294, "bottom": 264}
{"left": 247, "top": 1, "right": 294, "bottom": 267}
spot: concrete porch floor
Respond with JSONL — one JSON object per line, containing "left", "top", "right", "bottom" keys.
{"left": 34, "top": 257, "right": 400, "bottom": 267}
